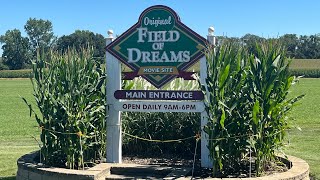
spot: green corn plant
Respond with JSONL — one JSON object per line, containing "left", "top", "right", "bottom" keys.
{"left": 122, "top": 76, "right": 201, "bottom": 158}
{"left": 247, "top": 40, "right": 304, "bottom": 175}
{"left": 201, "top": 43, "right": 251, "bottom": 176}
{"left": 122, "top": 111, "right": 200, "bottom": 157}
{"left": 22, "top": 48, "right": 106, "bottom": 169}
{"left": 202, "top": 41, "right": 304, "bottom": 177}
{"left": 122, "top": 76, "right": 200, "bottom": 91}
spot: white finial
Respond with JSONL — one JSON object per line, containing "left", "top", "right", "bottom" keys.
{"left": 208, "top": 26, "right": 215, "bottom": 36}
{"left": 107, "top": 30, "right": 114, "bottom": 38}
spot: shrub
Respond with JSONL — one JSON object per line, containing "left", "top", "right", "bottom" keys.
{"left": 22, "top": 49, "right": 106, "bottom": 169}
{"left": 0, "top": 62, "right": 9, "bottom": 70}
{"left": 202, "top": 41, "right": 303, "bottom": 176}
{"left": 289, "top": 69, "right": 320, "bottom": 78}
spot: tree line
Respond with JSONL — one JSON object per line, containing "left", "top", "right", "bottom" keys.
{"left": 217, "top": 33, "right": 320, "bottom": 59}
{"left": 1, "top": 18, "right": 320, "bottom": 70}
{"left": 0, "top": 18, "right": 105, "bottom": 70}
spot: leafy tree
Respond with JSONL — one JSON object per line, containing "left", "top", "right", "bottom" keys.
{"left": 279, "top": 34, "right": 298, "bottom": 58}
{"left": 210, "top": 34, "right": 320, "bottom": 59}
{"left": 0, "top": 29, "right": 30, "bottom": 69}
{"left": 0, "top": 57, "right": 9, "bottom": 70}
{"left": 56, "top": 30, "right": 105, "bottom": 60}
{"left": 24, "top": 18, "right": 55, "bottom": 56}
{"left": 296, "top": 34, "right": 320, "bottom": 59}
{"left": 216, "top": 36, "right": 241, "bottom": 46}
{"left": 241, "top": 34, "right": 266, "bottom": 55}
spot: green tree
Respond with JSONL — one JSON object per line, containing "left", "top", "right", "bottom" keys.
{"left": 56, "top": 30, "right": 105, "bottom": 60}
{"left": 279, "top": 34, "right": 298, "bottom": 58}
{"left": 216, "top": 36, "right": 241, "bottom": 46}
{"left": 241, "top": 34, "right": 266, "bottom": 55}
{"left": 0, "top": 29, "right": 30, "bottom": 69}
{"left": 0, "top": 56, "right": 9, "bottom": 70}
{"left": 296, "top": 34, "right": 320, "bottom": 59}
{"left": 24, "top": 18, "right": 55, "bottom": 56}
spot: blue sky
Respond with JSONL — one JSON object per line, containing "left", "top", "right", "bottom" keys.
{"left": 1, "top": 0, "right": 320, "bottom": 55}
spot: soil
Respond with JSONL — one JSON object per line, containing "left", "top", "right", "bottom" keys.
{"left": 123, "top": 155, "right": 195, "bottom": 167}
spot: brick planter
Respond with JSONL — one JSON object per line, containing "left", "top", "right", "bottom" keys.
{"left": 16, "top": 151, "right": 309, "bottom": 180}
{"left": 16, "top": 151, "right": 109, "bottom": 180}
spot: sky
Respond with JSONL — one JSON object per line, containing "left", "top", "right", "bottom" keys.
{"left": 1, "top": 0, "right": 320, "bottom": 55}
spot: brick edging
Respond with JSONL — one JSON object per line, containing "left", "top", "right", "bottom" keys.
{"left": 16, "top": 151, "right": 309, "bottom": 180}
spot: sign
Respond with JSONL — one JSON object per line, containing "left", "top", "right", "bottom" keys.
{"left": 114, "top": 90, "right": 204, "bottom": 100}
{"left": 106, "top": 5, "right": 214, "bottom": 167}
{"left": 114, "top": 101, "right": 205, "bottom": 113}
{"left": 106, "top": 5, "right": 207, "bottom": 88}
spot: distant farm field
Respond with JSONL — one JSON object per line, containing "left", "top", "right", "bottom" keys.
{"left": 184, "top": 58, "right": 320, "bottom": 72}
{"left": 0, "top": 78, "right": 320, "bottom": 179}
{"left": 290, "top": 59, "right": 320, "bottom": 69}
{"left": 289, "top": 59, "right": 320, "bottom": 78}
{"left": 0, "top": 59, "right": 319, "bottom": 77}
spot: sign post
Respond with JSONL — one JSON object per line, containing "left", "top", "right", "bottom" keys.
{"left": 200, "top": 27, "right": 215, "bottom": 167}
{"left": 106, "top": 30, "right": 122, "bottom": 163}
{"left": 106, "top": 5, "right": 215, "bottom": 167}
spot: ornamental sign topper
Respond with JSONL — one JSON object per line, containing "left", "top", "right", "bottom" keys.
{"left": 106, "top": 5, "right": 207, "bottom": 88}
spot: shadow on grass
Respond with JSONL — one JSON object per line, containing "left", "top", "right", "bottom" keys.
{"left": 0, "top": 176, "right": 15, "bottom": 180}
{"left": 310, "top": 173, "right": 317, "bottom": 180}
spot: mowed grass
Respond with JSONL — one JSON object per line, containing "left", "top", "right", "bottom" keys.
{"left": 0, "top": 78, "right": 320, "bottom": 178}
{"left": 0, "top": 79, "right": 38, "bottom": 178}
{"left": 285, "top": 78, "right": 320, "bottom": 179}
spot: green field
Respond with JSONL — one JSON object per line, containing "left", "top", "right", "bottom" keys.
{"left": 0, "top": 78, "right": 320, "bottom": 179}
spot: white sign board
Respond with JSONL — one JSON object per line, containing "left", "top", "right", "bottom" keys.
{"left": 114, "top": 101, "right": 205, "bottom": 112}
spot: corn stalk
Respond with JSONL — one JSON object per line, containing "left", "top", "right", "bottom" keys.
{"left": 202, "top": 41, "right": 304, "bottom": 176}
{"left": 22, "top": 48, "right": 106, "bottom": 169}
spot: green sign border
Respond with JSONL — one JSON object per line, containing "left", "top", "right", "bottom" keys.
{"left": 106, "top": 5, "right": 207, "bottom": 88}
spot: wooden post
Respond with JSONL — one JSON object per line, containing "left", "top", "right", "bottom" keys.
{"left": 106, "top": 30, "right": 122, "bottom": 163}
{"left": 200, "top": 26, "right": 215, "bottom": 168}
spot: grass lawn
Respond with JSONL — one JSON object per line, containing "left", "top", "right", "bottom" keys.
{"left": 285, "top": 78, "right": 320, "bottom": 179}
{"left": 0, "top": 79, "right": 38, "bottom": 179}
{"left": 0, "top": 78, "right": 319, "bottom": 179}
